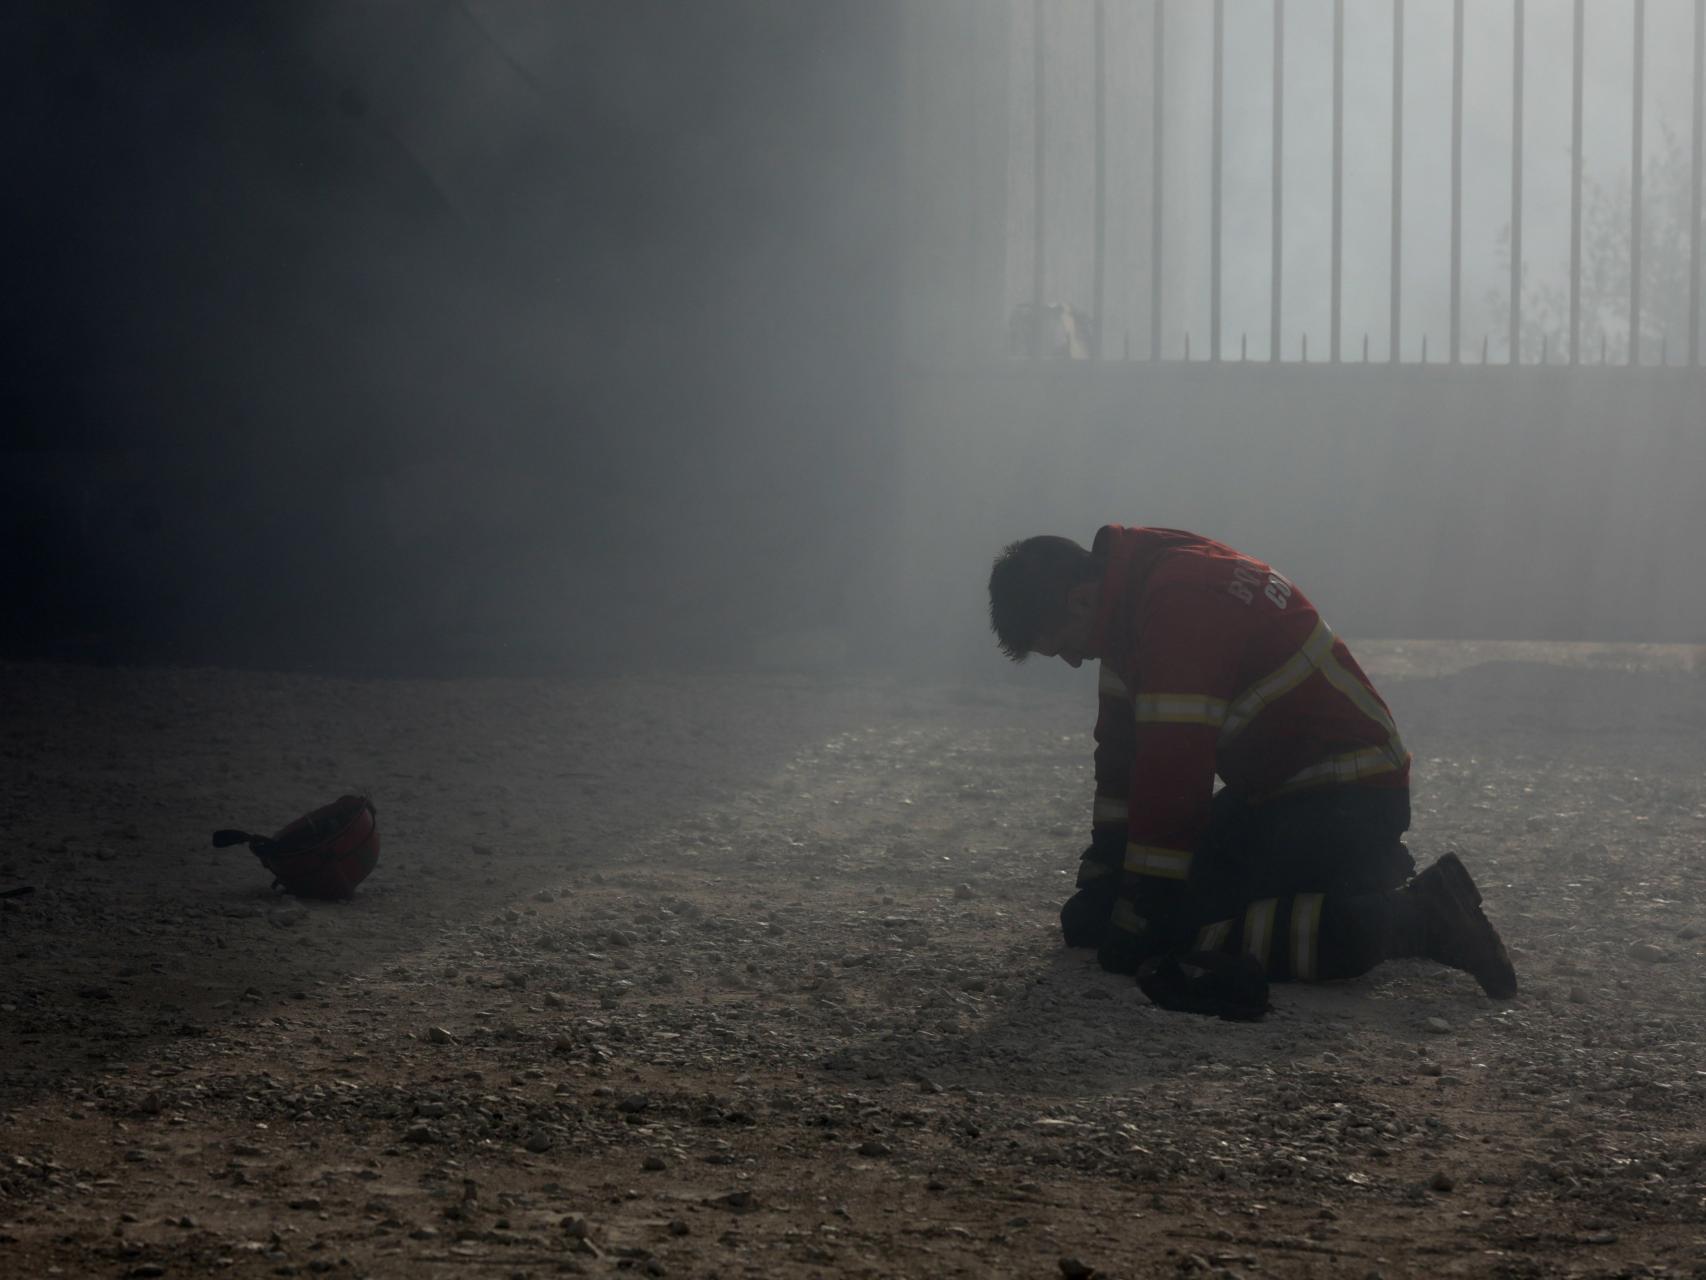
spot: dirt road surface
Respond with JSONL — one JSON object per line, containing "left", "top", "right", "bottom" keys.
{"left": 3, "top": 644, "right": 1704, "bottom": 1279}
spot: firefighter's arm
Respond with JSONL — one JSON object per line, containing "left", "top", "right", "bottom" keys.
{"left": 1062, "top": 661, "right": 1138, "bottom": 948}
{"left": 1096, "top": 584, "right": 1244, "bottom": 973}
{"left": 1078, "top": 660, "right": 1137, "bottom": 889}
{"left": 1095, "top": 719, "right": 1221, "bottom": 972}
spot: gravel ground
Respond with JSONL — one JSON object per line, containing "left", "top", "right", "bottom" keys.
{"left": 1, "top": 646, "right": 1704, "bottom": 1279}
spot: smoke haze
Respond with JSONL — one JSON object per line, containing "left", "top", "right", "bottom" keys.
{"left": 4, "top": 1, "right": 900, "bottom": 673}
{"left": 4, "top": 0, "right": 1704, "bottom": 679}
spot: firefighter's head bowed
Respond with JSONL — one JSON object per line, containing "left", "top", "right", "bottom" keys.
{"left": 988, "top": 534, "right": 1102, "bottom": 666}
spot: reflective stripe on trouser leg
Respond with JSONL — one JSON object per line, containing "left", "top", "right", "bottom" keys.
{"left": 1242, "top": 899, "right": 1278, "bottom": 969}
{"left": 1290, "top": 893, "right": 1324, "bottom": 982}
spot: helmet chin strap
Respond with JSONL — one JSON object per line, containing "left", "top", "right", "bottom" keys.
{"left": 211, "top": 828, "right": 275, "bottom": 854}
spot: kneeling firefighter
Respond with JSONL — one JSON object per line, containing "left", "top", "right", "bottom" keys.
{"left": 987, "top": 526, "right": 1516, "bottom": 1017}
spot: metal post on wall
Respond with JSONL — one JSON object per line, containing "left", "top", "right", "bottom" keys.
{"left": 1093, "top": 0, "right": 1106, "bottom": 362}
{"left": 1271, "top": 0, "right": 1285, "bottom": 362}
{"left": 1510, "top": 0, "right": 1525, "bottom": 365}
{"left": 1390, "top": 0, "right": 1404, "bottom": 364}
{"left": 1631, "top": 0, "right": 1646, "bottom": 366}
{"left": 1450, "top": 0, "right": 1463, "bottom": 363}
{"left": 1570, "top": 0, "right": 1584, "bottom": 364}
{"left": 1693, "top": 0, "right": 1704, "bottom": 366}
{"left": 1151, "top": 0, "right": 1166, "bottom": 362}
{"left": 1212, "top": 0, "right": 1224, "bottom": 362}
{"left": 1331, "top": 0, "right": 1344, "bottom": 362}
{"left": 1031, "top": 0, "right": 1045, "bottom": 359}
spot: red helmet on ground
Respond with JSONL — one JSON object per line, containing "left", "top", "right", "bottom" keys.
{"left": 213, "top": 795, "right": 379, "bottom": 899}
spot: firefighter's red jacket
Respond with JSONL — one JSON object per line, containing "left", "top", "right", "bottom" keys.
{"left": 1083, "top": 526, "right": 1409, "bottom": 918}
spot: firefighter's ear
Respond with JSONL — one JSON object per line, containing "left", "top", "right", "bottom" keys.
{"left": 1064, "top": 581, "right": 1099, "bottom": 620}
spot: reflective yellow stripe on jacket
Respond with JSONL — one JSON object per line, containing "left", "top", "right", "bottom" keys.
{"left": 1125, "top": 843, "right": 1193, "bottom": 881}
{"left": 1098, "top": 662, "right": 1130, "bottom": 699}
{"left": 1133, "top": 693, "right": 1228, "bottom": 729}
{"left": 1194, "top": 918, "right": 1234, "bottom": 952}
{"left": 1092, "top": 795, "right": 1129, "bottom": 825}
{"left": 1217, "top": 619, "right": 1337, "bottom": 745}
{"left": 1214, "top": 617, "right": 1408, "bottom": 794}
{"left": 1269, "top": 739, "right": 1409, "bottom": 796}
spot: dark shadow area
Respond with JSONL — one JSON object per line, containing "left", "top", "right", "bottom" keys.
{"left": 2, "top": 1, "right": 903, "bottom": 675}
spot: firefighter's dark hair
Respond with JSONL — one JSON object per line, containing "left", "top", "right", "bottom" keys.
{"left": 987, "top": 535, "right": 1099, "bottom": 661}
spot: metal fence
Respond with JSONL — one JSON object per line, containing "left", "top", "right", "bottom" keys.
{"left": 1014, "top": 0, "right": 1706, "bottom": 366}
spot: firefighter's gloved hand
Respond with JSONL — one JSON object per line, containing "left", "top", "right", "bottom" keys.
{"left": 1075, "top": 831, "right": 1124, "bottom": 885}
{"left": 1060, "top": 882, "right": 1116, "bottom": 948}
{"left": 1096, "top": 930, "right": 1152, "bottom": 975}
{"left": 1137, "top": 952, "right": 1271, "bottom": 1021}
{"left": 1061, "top": 836, "right": 1124, "bottom": 948}
{"left": 1096, "top": 899, "right": 1167, "bottom": 975}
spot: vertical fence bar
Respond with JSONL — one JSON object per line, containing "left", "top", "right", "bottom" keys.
{"left": 1570, "top": 0, "right": 1584, "bottom": 364}
{"left": 1151, "top": 0, "right": 1166, "bottom": 361}
{"left": 1450, "top": 0, "right": 1463, "bottom": 362}
{"left": 1693, "top": 0, "right": 1704, "bottom": 366}
{"left": 1212, "top": 0, "right": 1224, "bottom": 361}
{"left": 1093, "top": 0, "right": 1106, "bottom": 361}
{"left": 1031, "top": 0, "right": 1045, "bottom": 358}
{"left": 1510, "top": 0, "right": 1524, "bottom": 364}
{"left": 1631, "top": 0, "right": 1645, "bottom": 365}
{"left": 1003, "top": 0, "right": 1706, "bottom": 376}
{"left": 1272, "top": 0, "right": 1285, "bottom": 361}
{"left": 1391, "top": 0, "right": 1404, "bottom": 362}
{"left": 1331, "top": 0, "right": 1344, "bottom": 361}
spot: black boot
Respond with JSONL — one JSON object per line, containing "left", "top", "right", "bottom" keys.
{"left": 1402, "top": 853, "right": 1518, "bottom": 998}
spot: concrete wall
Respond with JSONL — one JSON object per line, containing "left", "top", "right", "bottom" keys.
{"left": 892, "top": 362, "right": 1706, "bottom": 669}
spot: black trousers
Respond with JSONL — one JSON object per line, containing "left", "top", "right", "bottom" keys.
{"left": 1153, "top": 785, "right": 1414, "bottom": 981}
{"left": 1065, "top": 785, "right": 1417, "bottom": 978}
{"left": 1174, "top": 784, "right": 1414, "bottom": 932}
